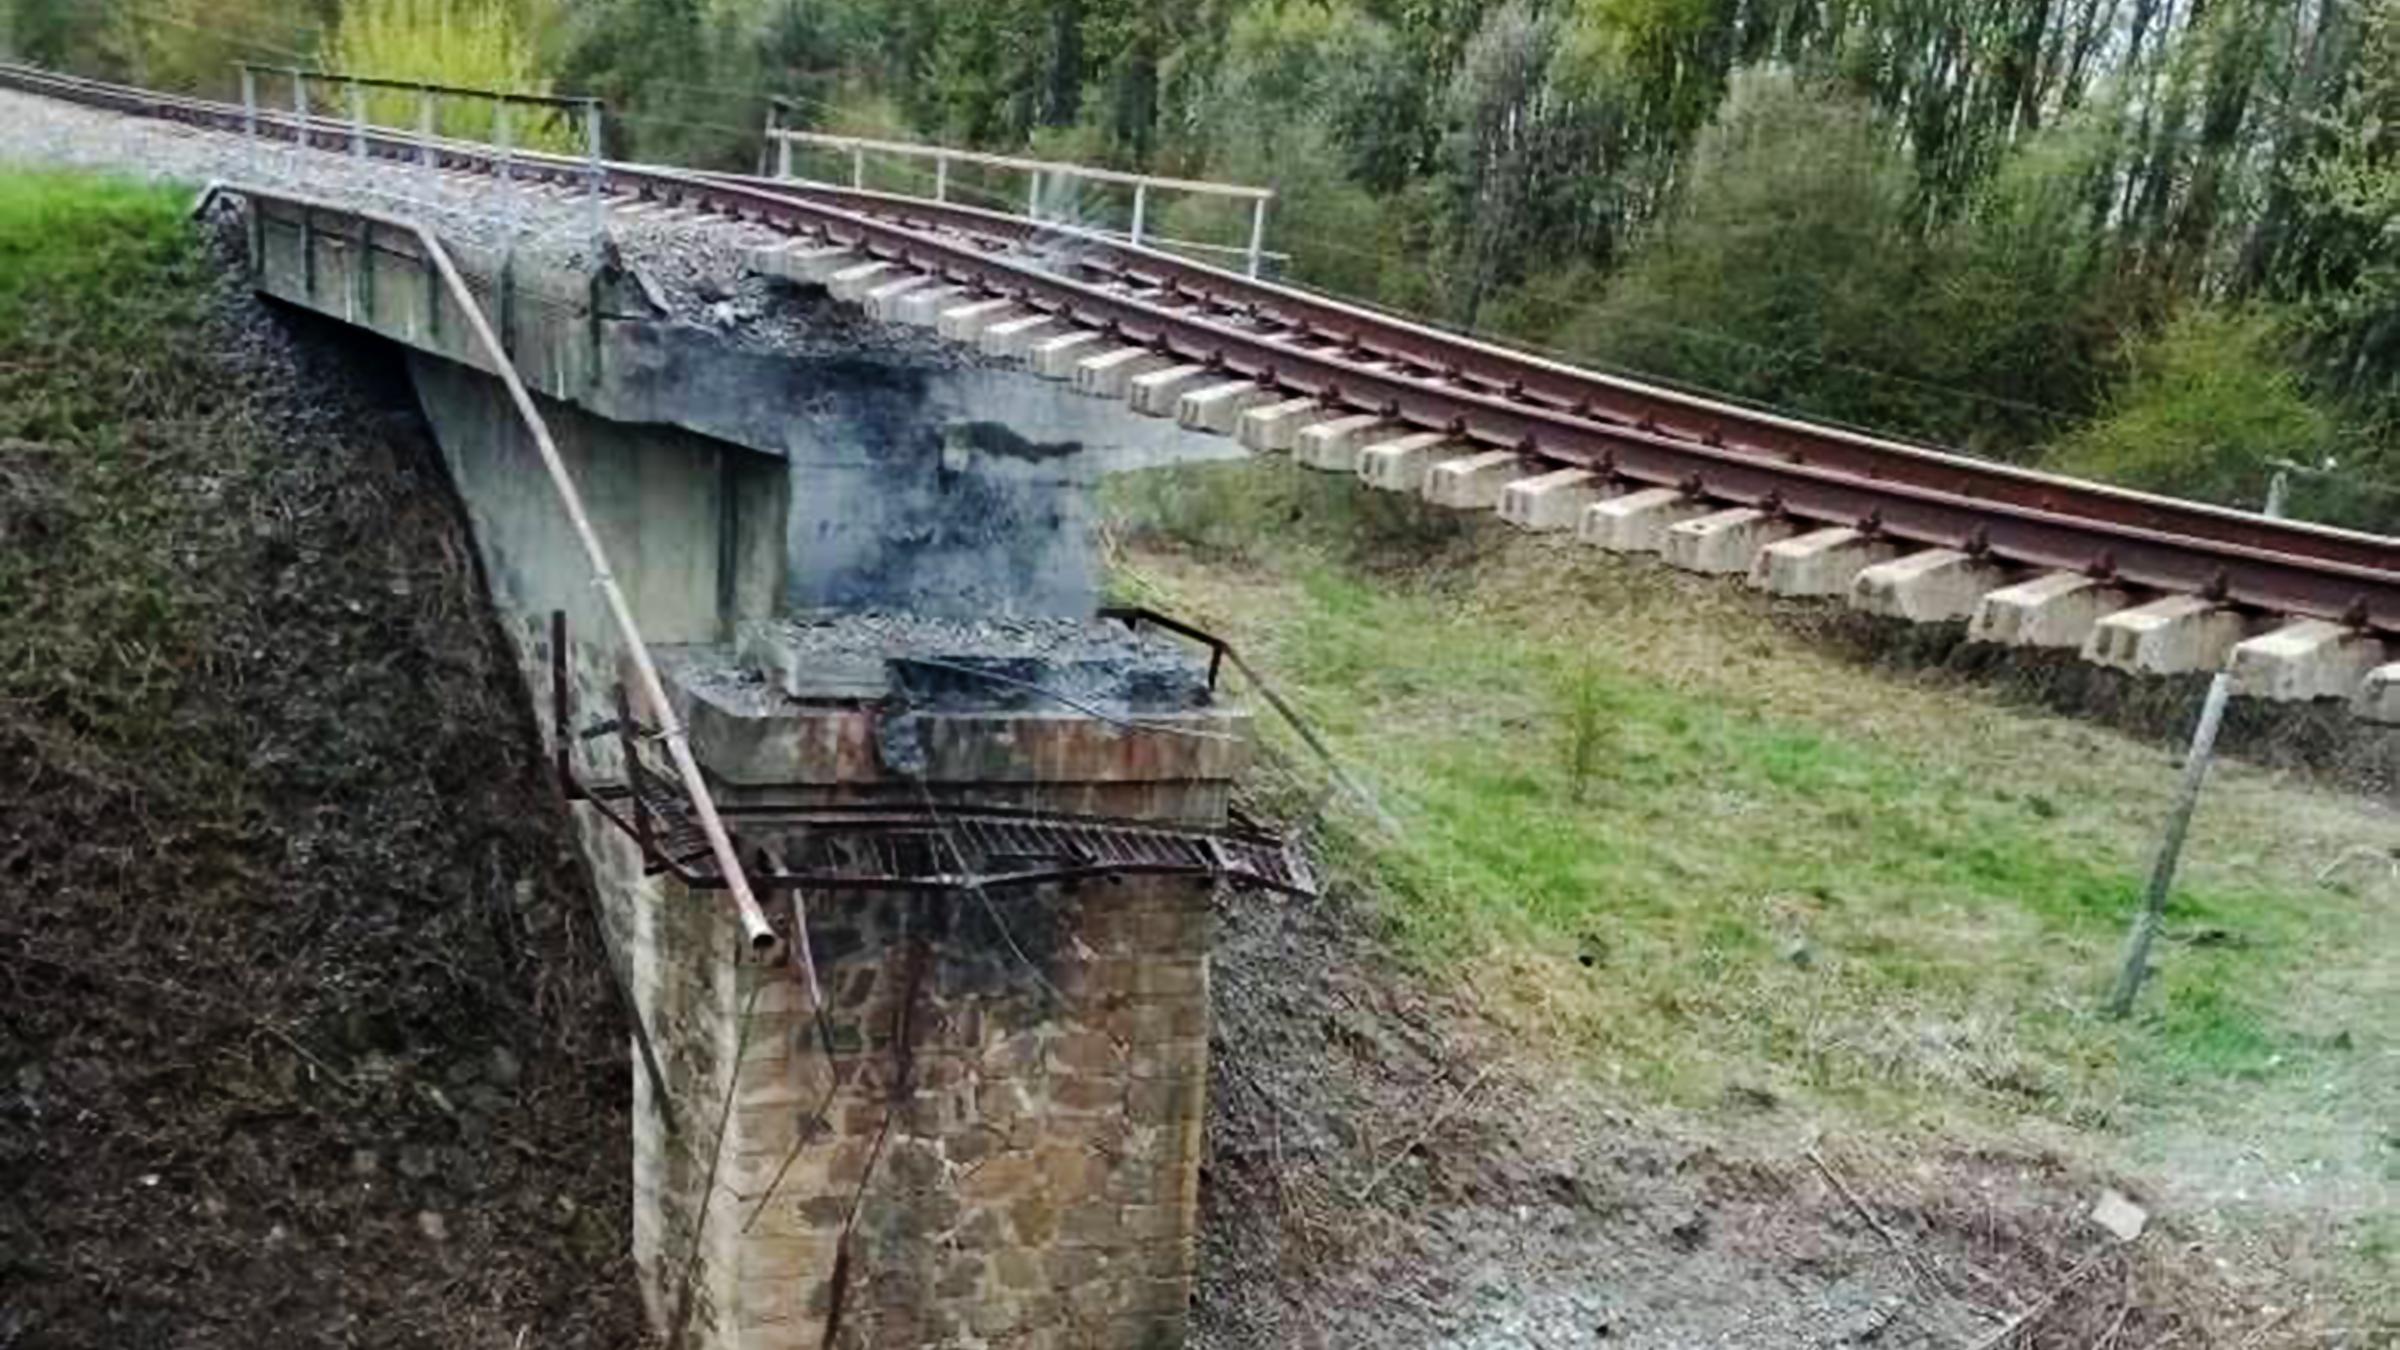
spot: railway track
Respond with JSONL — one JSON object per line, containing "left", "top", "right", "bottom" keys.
{"left": 6, "top": 61, "right": 2396, "bottom": 716}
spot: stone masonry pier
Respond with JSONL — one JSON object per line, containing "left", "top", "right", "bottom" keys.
{"left": 629, "top": 622, "right": 1251, "bottom": 1350}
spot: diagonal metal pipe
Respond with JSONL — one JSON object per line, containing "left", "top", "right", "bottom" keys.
{"left": 186, "top": 181, "right": 819, "bottom": 1006}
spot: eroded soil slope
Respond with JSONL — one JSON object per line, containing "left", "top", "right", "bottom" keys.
{"left": 0, "top": 175, "right": 641, "bottom": 1347}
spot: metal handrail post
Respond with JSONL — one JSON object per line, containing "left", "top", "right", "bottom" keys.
{"left": 239, "top": 64, "right": 257, "bottom": 175}
{"left": 495, "top": 99, "right": 516, "bottom": 235}
{"left": 348, "top": 78, "right": 365, "bottom": 160}
{"left": 850, "top": 143, "right": 863, "bottom": 189}
{"left": 289, "top": 66, "right": 307, "bottom": 177}
{"left": 1246, "top": 196, "right": 1268, "bottom": 278}
{"left": 935, "top": 151, "right": 949, "bottom": 203}
{"left": 1130, "top": 181, "right": 1147, "bottom": 247}
{"left": 1026, "top": 168, "right": 1040, "bottom": 221}
{"left": 416, "top": 88, "right": 436, "bottom": 168}
{"left": 584, "top": 98, "right": 606, "bottom": 238}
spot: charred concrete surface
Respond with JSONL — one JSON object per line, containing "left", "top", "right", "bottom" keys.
{"left": 238, "top": 196, "right": 1233, "bottom": 625}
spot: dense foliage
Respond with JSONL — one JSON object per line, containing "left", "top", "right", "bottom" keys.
{"left": 10, "top": 0, "right": 2400, "bottom": 526}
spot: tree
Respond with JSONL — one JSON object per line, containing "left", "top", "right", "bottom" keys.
{"left": 1186, "top": 0, "right": 1422, "bottom": 299}
{"left": 1916, "top": 114, "right": 2131, "bottom": 455}
{"left": 2293, "top": 0, "right": 2400, "bottom": 408}
{"left": 324, "top": 0, "right": 562, "bottom": 146}
{"left": 1556, "top": 69, "right": 1938, "bottom": 434}
{"left": 1439, "top": 2, "right": 1618, "bottom": 326}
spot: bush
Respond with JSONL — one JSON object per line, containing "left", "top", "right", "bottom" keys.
{"left": 2045, "top": 308, "right": 2336, "bottom": 515}
{"left": 324, "top": 0, "right": 573, "bottom": 150}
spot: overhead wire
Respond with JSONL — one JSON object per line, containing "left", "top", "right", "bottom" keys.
{"left": 1260, "top": 220, "right": 2083, "bottom": 428}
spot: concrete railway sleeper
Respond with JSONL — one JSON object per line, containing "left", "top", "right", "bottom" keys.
{"left": 7, "top": 61, "right": 2396, "bottom": 718}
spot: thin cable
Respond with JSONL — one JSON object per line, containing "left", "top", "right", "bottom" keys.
{"left": 1264, "top": 221, "right": 2080, "bottom": 424}
{"left": 820, "top": 897, "right": 924, "bottom": 1347}
{"left": 73, "top": 12, "right": 2096, "bottom": 428}
{"left": 2271, "top": 457, "right": 2400, "bottom": 500}
{"left": 666, "top": 974, "right": 763, "bottom": 1347}
{"left": 907, "top": 773, "right": 1067, "bottom": 1007}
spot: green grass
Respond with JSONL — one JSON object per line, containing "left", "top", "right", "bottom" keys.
{"left": 0, "top": 173, "right": 199, "bottom": 435}
{"left": 0, "top": 173, "right": 215, "bottom": 762}
{"left": 1103, "top": 459, "right": 2391, "bottom": 1148}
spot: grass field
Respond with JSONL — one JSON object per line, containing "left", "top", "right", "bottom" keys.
{"left": 1103, "top": 457, "right": 2397, "bottom": 1308}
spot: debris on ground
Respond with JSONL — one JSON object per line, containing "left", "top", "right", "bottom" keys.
{"left": 1196, "top": 845, "right": 2310, "bottom": 1349}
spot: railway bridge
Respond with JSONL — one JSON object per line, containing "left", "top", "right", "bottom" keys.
{"left": 3, "top": 62, "right": 2396, "bottom": 1350}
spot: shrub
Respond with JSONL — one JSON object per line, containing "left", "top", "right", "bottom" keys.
{"left": 2046, "top": 309, "right": 2335, "bottom": 515}
{"left": 325, "top": 0, "right": 574, "bottom": 151}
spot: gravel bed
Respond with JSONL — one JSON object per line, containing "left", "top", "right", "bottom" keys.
{"left": 765, "top": 612, "right": 1189, "bottom": 667}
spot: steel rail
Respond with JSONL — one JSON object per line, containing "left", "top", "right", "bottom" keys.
{"left": 9, "top": 61, "right": 2395, "bottom": 633}
{"left": 692, "top": 174, "right": 2396, "bottom": 567}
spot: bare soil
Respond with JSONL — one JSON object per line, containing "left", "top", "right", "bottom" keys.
{"left": 0, "top": 248, "right": 643, "bottom": 1347}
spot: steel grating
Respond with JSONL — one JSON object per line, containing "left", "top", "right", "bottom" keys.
{"left": 581, "top": 782, "right": 1313, "bottom": 898}
{"left": 769, "top": 807, "right": 1315, "bottom": 897}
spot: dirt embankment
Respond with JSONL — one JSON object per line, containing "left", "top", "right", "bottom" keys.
{"left": 0, "top": 194, "right": 642, "bottom": 1347}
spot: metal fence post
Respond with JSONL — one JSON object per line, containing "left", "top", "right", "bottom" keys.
{"left": 935, "top": 152, "right": 949, "bottom": 203}
{"left": 776, "top": 127, "right": 793, "bottom": 180}
{"left": 239, "top": 64, "right": 257, "bottom": 173}
{"left": 850, "top": 142, "right": 864, "bottom": 190}
{"left": 290, "top": 66, "right": 308, "bottom": 168}
{"left": 586, "top": 98, "right": 606, "bottom": 239}
{"left": 2106, "top": 487, "right": 2288, "bottom": 1018}
{"left": 1246, "top": 196, "right": 1268, "bottom": 278}
{"left": 1027, "top": 169, "right": 1040, "bottom": 221}
{"left": 1130, "top": 181, "right": 1147, "bottom": 247}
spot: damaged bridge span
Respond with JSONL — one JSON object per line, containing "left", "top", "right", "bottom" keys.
{"left": 157, "top": 169, "right": 1297, "bottom": 1349}
{"left": 8, "top": 58, "right": 2400, "bottom": 1350}
{"left": 4, "top": 60, "right": 2395, "bottom": 718}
